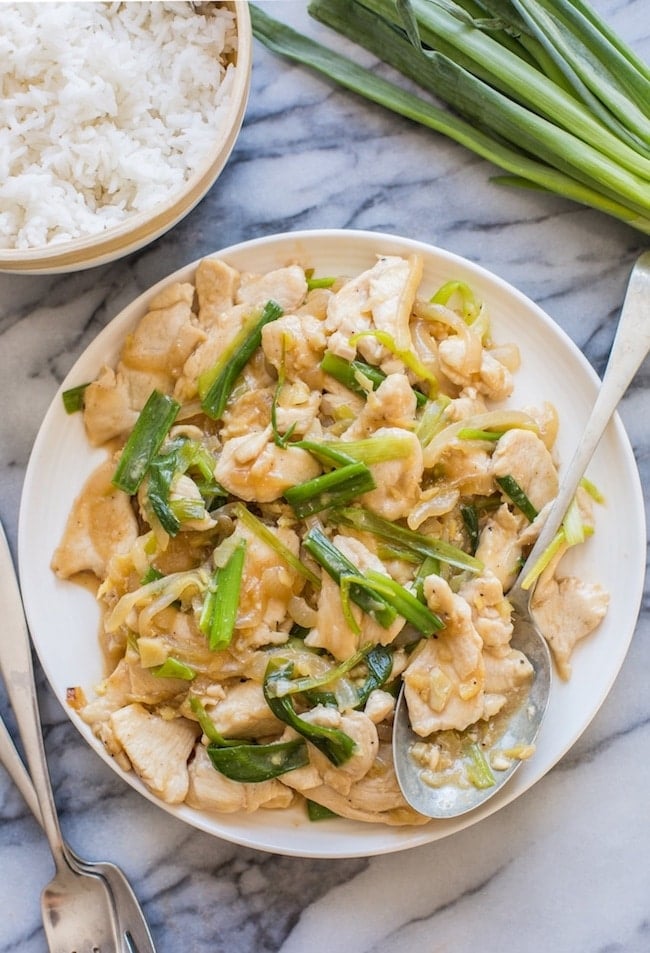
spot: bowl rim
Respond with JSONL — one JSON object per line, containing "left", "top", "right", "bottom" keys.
{"left": 0, "top": 1, "right": 252, "bottom": 275}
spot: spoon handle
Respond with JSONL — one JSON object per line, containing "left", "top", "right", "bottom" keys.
{"left": 0, "top": 519, "right": 69, "bottom": 873}
{"left": 513, "top": 250, "right": 650, "bottom": 598}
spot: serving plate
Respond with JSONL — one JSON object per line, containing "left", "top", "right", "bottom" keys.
{"left": 18, "top": 230, "right": 645, "bottom": 857}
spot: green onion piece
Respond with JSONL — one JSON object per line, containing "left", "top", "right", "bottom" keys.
{"left": 580, "top": 475, "right": 605, "bottom": 504}
{"left": 112, "top": 390, "right": 181, "bottom": 495}
{"left": 284, "top": 461, "right": 376, "bottom": 517}
{"left": 264, "top": 659, "right": 357, "bottom": 766}
{"left": 306, "top": 271, "right": 337, "bottom": 290}
{"left": 496, "top": 474, "right": 539, "bottom": 522}
{"left": 416, "top": 395, "right": 452, "bottom": 447}
{"left": 464, "top": 741, "right": 496, "bottom": 789}
{"left": 140, "top": 566, "right": 164, "bottom": 585}
{"left": 349, "top": 328, "right": 437, "bottom": 387}
{"left": 199, "top": 299, "right": 284, "bottom": 420}
{"left": 460, "top": 504, "right": 480, "bottom": 555}
{"left": 344, "top": 569, "right": 444, "bottom": 636}
{"left": 307, "top": 799, "right": 339, "bottom": 820}
{"left": 61, "top": 382, "right": 90, "bottom": 414}
{"left": 355, "top": 644, "right": 394, "bottom": 707}
{"left": 298, "top": 434, "right": 415, "bottom": 467}
{"left": 151, "top": 658, "right": 196, "bottom": 680}
{"left": 303, "top": 526, "right": 397, "bottom": 628}
{"left": 200, "top": 539, "right": 247, "bottom": 652}
{"left": 332, "top": 506, "right": 484, "bottom": 572}
{"left": 430, "top": 279, "right": 480, "bottom": 322}
{"left": 562, "top": 495, "right": 585, "bottom": 546}
{"left": 265, "top": 643, "right": 372, "bottom": 699}
{"left": 321, "top": 351, "right": 428, "bottom": 406}
{"left": 413, "top": 554, "right": 441, "bottom": 602}
{"left": 457, "top": 427, "right": 504, "bottom": 441}
{"left": 233, "top": 503, "right": 321, "bottom": 587}
{"left": 207, "top": 738, "right": 309, "bottom": 782}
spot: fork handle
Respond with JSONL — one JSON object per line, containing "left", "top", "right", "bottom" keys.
{"left": 0, "top": 520, "right": 69, "bottom": 875}
{"left": 510, "top": 250, "right": 650, "bottom": 601}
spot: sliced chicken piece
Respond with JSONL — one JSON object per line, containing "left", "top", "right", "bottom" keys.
{"left": 342, "top": 373, "right": 417, "bottom": 439}
{"left": 285, "top": 740, "right": 427, "bottom": 826}
{"left": 202, "top": 681, "right": 283, "bottom": 740}
{"left": 438, "top": 332, "right": 514, "bottom": 401}
{"left": 194, "top": 257, "right": 240, "bottom": 327}
{"left": 306, "top": 534, "right": 406, "bottom": 660}
{"left": 215, "top": 425, "right": 321, "bottom": 502}
{"left": 403, "top": 575, "right": 486, "bottom": 735}
{"left": 186, "top": 743, "right": 293, "bottom": 813}
{"left": 459, "top": 572, "right": 513, "bottom": 650}
{"left": 325, "top": 255, "right": 422, "bottom": 364}
{"left": 475, "top": 504, "right": 527, "bottom": 592}
{"left": 232, "top": 521, "right": 304, "bottom": 649}
{"left": 359, "top": 428, "right": 423, "bottom": 522}
{"left": 175, "top": 265, "right": 308, "bottom": 403}
{"left": 51, "top": 457, "right": 139, "bottom": 580}
{"left": 220, "top": 387, "right": 273, "bottom": 440}
{"left": 237, "top": 264, "right": 307, "bottom": 313}
{"left": 482, "top": 648, "right": 533, "bottom": 694}
{"left": 262, "top": 311, "right": 328, "bottom": 389}
{"left": 435, "top": 444, "right": 495, "bottom": 497}
{"left": 110, "top": 703, "right": 199, "bottom": 804}
{"left": 492, "top": 428, "right": 559, "bottom": 512}
{"left": 532, "top": 549, "right": 609, "bottom": 679}
{"left": 83, "top": 283, "right": 204, "bottom": 445}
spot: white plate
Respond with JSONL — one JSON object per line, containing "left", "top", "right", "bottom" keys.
{"left": 18, "top": 230, "right": 646, "bottom": 858}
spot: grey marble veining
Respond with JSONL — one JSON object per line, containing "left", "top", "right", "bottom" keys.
{"left": 1, "top": 1, "right": 649, "bottom": 951}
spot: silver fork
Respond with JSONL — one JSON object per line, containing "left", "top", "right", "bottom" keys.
{"left": 0, "top": 519, "right": 156, "bottom": 953}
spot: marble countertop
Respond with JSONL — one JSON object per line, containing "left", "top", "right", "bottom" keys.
{"left": 1, "top": 1, "right": 649, "bottom": 950}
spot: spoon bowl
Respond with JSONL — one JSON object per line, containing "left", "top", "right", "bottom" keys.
{"left": 393, "top": 250, "right": 650, "bottom": 819}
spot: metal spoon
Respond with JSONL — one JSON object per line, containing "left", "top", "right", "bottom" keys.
{"left": 393, "top": 250, "right": 650, "bottom": 819}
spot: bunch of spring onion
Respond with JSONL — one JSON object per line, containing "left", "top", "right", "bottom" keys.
{"left": 251, "top": 0, "right": 650, "bottom": 234}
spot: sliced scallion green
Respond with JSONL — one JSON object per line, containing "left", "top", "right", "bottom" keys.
{"left": 496, "top": 474, "right": 539, "bottom": 522}
{"left": 332, "top": 506, "right": 484, "bottom": 572}
{"left": 264, "top": 659, "right": 357, "bottom": 766}
{"left": 61, "top": 382, "right": 90, "bottom": 414}
{"left": 199, "top": 539, "right": 247, "bottom": 652}
{"left": 112, "top": 390, "right": 180, "bottom": 495}
{"left": 284, "top": 461, "right": 376, "bottom": 518}
{"left": 207, "top": 738, "right": 310, "bottom": 782}
{"left": 303, "top": 526, "right": 397, "bottom": 629}
{"left": 151, "top": 658, "right": 196, "bottom": 680}
{"left": 199, "top": 299, "right": 284, "bottom": 420}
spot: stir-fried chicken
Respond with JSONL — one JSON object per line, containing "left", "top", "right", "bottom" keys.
{"left": 54, "top": 252, "right": 608, "bottom": 828}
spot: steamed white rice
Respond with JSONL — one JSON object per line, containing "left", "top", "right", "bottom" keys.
{"left": 0, "top": 2, "right": 238, "bottom": 250}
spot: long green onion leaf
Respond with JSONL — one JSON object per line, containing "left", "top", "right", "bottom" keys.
{"left": 207, "top": 738, "right": 310, "bottom": 782}
{"left": 332, "top": 506, "right": 484, "bottom": 572}
{"left": 250, "top": 4, "right": 650, "bottom": 233}
{"left": 112, "top": 390, "right": 180, "bottom": 495}
{"left": 200, "top": 539, "right": 246, "bottom": 652}
{"left": 264, "top": 659, "right": 357, "bottom": 765}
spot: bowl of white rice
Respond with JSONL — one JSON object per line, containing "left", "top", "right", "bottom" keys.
{"left": 0, "top": 1, "right": 251, "bottom": 274}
